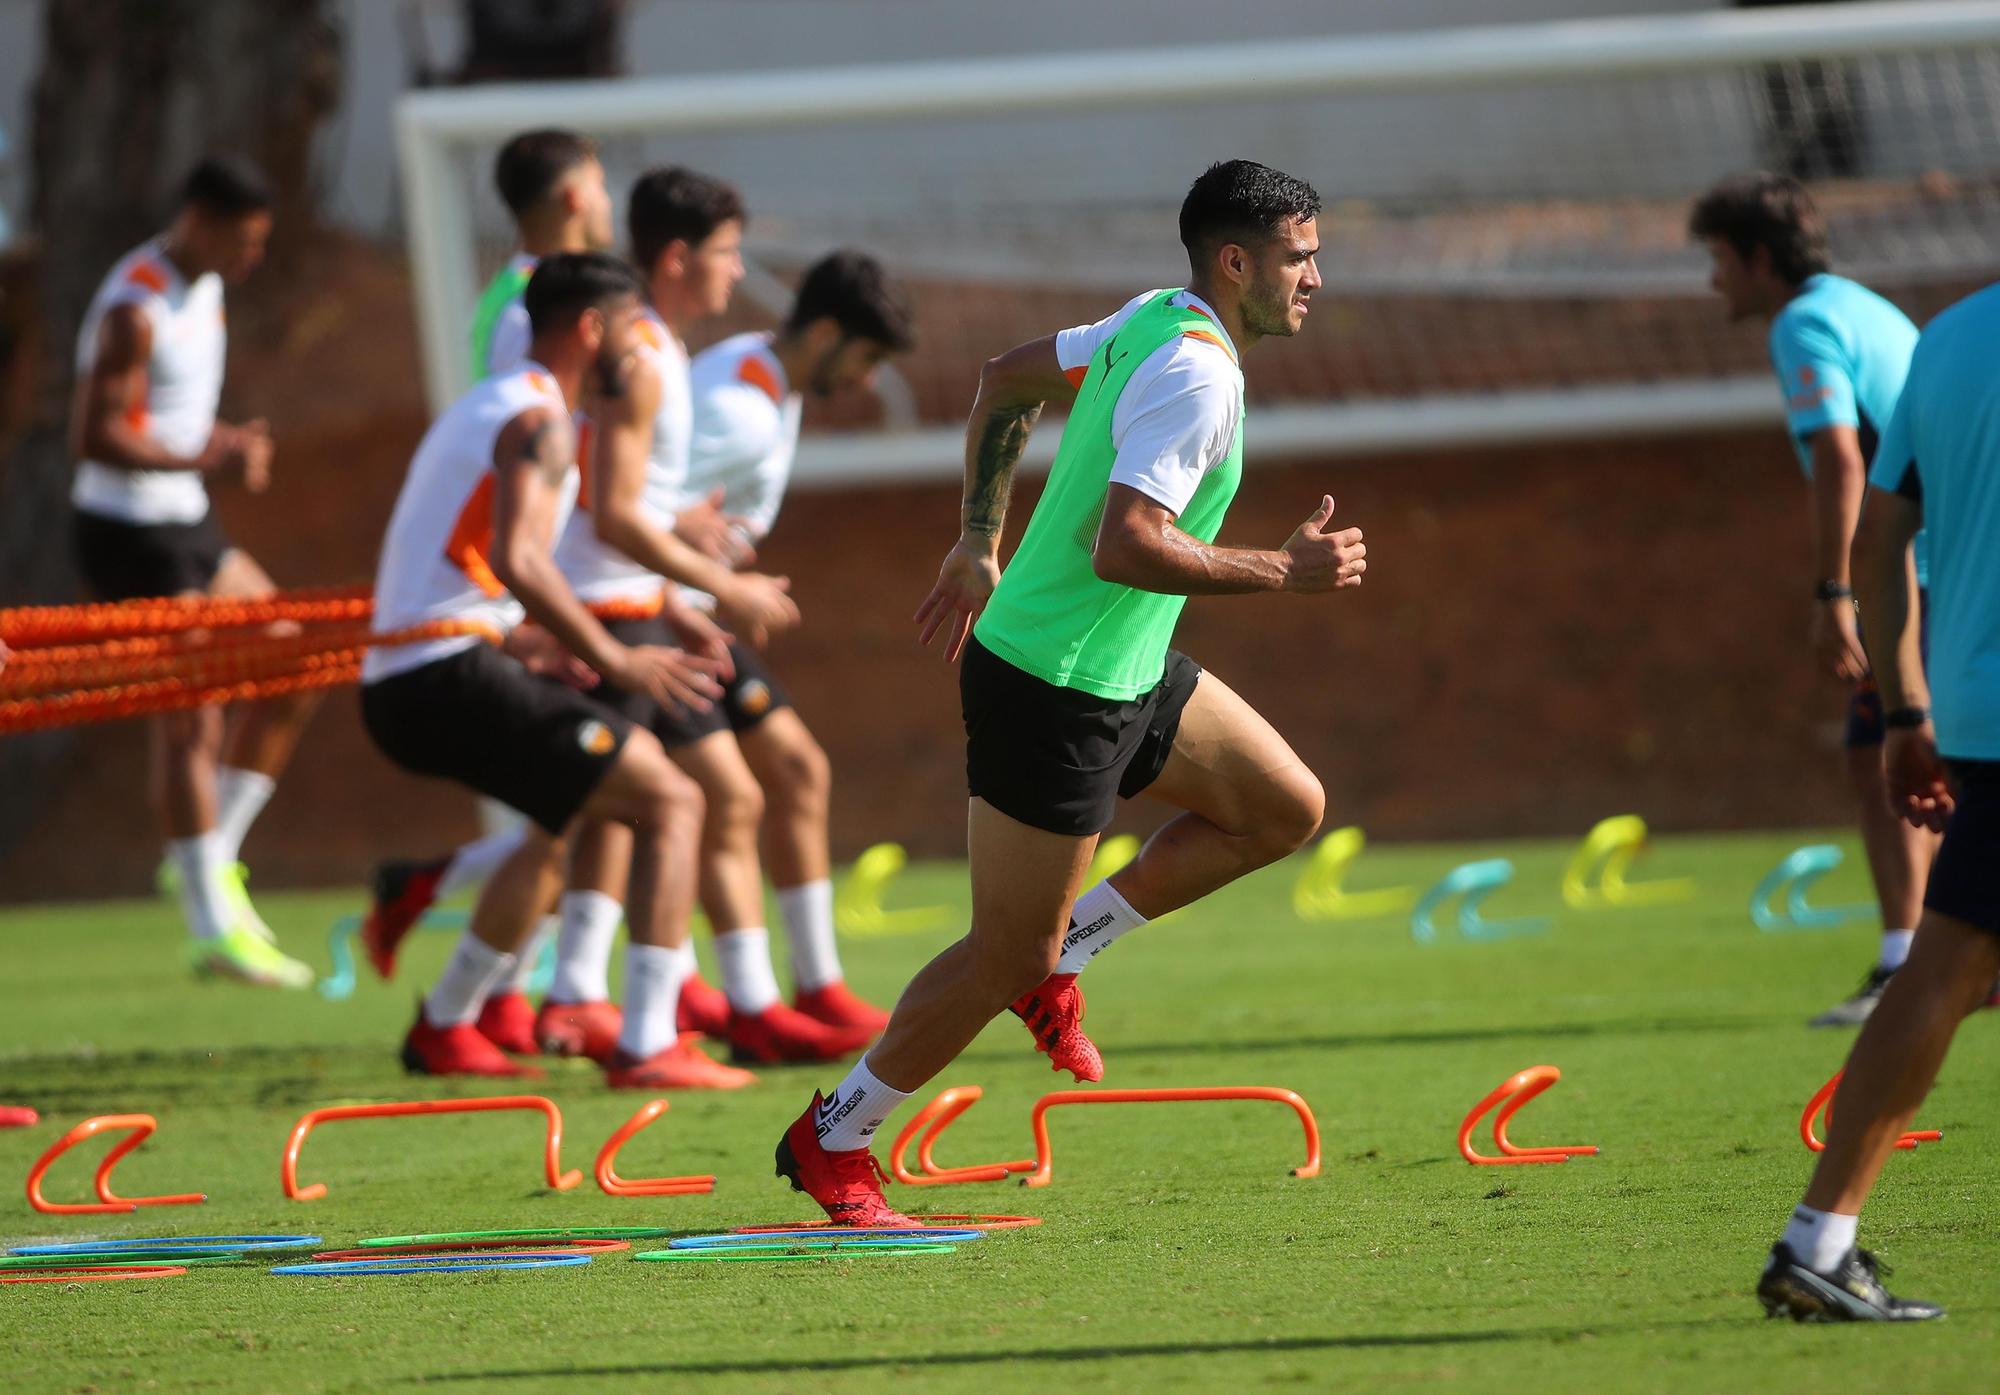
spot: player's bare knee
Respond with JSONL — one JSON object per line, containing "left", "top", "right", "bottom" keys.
{"left": 761, "top": 728, "right": 830, "bottom": 813}
{"left": 969, "top": 929, "right": 1061, "bottom": 1001}
{"left": 159, "top": 705, "right": 222, "bottom": 757}
{"left": 708, "top": 766, "right": 765, "bottom": 835}
{"left": 1258, "top": 767, "right": 1325, "bottom": 859}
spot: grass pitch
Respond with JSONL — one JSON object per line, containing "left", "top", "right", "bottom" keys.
{"left": 1, "top": 829, "right": 1994, "bottom": 1394}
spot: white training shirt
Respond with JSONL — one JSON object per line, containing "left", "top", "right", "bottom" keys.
{"left": 551, "top": 310, "right": 691, "bottom": 606}
{"left": 71, "top": 239, "right": 227, "bottom": 526}
{"left": 1052, "top": 288, "right": 1242, "bottom": 516}
{"left": 678, "top": 332, "right": 804, "bottom": 609}
{"left": 363, "top": 362, "right": 580, "bottom": 683}
{"left": 484, "top": 253, "right": 536, "bottom": 378}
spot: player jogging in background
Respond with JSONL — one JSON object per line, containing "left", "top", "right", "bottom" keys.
{"left": 362, "top": 252, "right": 748, "bottom": 1089}
{"left": 1692, "top": 173, "right": 1938, "bottom": 1028}
{"left": 774, "top": 160, "right": 1368, "bottom": 1225}
{"left": 68, "top": 155, "right": 320, "bottom": 988}
{"left": 1756, "top": 280, "right": 2000, "bottom": 1323}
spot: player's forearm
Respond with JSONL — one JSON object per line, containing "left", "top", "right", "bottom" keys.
{"left": 494, "top": 547, "right": 625, "bottom": 676}
{"left": 1853, "top": 513, "right": 1924, "bottom": 711}
{"left": 1809, "top": 434, "right": 1867, "bottom": 585}
{"left": 1094, "top": 522, "right": 1288, "bottom": 596}
{"left": 959, "top": 393, "right": 1041, "bottom": 545}
{"left": 599, "top": 507, "right": 737, "bottom": 594}
{"left": 81, "top": 417, "right": 210, "bottom": 472}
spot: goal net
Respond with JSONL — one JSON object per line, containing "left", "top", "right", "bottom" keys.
{"left": 397, "top": 0, "right": 2000, "bottom": 485}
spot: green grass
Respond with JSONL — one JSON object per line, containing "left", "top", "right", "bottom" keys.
{"left": 1, "top": 829, "right": 1994, "bottom": 1394}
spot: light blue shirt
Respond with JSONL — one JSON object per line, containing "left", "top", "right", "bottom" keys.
{"left": 1769, "top": 273, "right": 1927, "bottom": 585}
{"left": 1867, "top": 282, "right": 2000, "bottom": 761}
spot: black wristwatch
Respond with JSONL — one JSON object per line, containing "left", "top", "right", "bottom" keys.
{"left": 1814, "top": 580, "right": 1853, "bottom": 602}
{"left": 1884, "top": 706, "right": 1930, "bottom": 730}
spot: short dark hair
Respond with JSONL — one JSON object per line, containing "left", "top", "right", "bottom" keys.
{"left": 1178, "top": 160, "right": 1321, "bottom": 269}
{"left": 1688, "top": 173, "right": 1830, "bottom": 285}
{"left": 627, "top": 166, "right": 746, "bottom": 275}
{"left": 178, "top": 156, "right": 274, "bottom": 217}
{"left": 523, "top": 251, "right": 646, "bottom": 338}
{"left": 783, "top": 250, "right": 915, "bottom": 351}
{"left": 494, "top": 128, "right": 597, "bottom": 218}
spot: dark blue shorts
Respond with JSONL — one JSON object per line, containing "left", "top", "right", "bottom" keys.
{"left": 1924, "top": 760, "right": 2000, "bottom": 938}
{"left": 1845, "top": 590, "right": 1930, "bottom": 748}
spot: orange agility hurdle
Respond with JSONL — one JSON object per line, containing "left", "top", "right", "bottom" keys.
{"left": 890, "top": 1085, "right": 1321, "bottom": 1188}
{"left": 1799, "top": 1069, "right": 1941, "bottom": 1154}
{"left": 25, "top": 1113, "right": 207, "bottom": 1215}
{"left": 281, "top": 1096, "right": 582, "bottom": 1201}
{"left": 594, "top": 1099, "right": 715, "bottom": 1197}
{"left": 1458, "top": 1065, "right": 1598, "bottom": 1166}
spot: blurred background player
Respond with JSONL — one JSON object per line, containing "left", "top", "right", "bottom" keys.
{"left": 1691, "top": 173, "right": 1938, "bottom": 1027}
{"left": 361, "top": 251, "right": 747, "bottom": 1088}
{"left": 67, "top": 155, "right": 319, "bottom": 988}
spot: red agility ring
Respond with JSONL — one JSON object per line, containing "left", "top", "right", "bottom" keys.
{"left": 733, "top": 1215, "right": 1043, "bottom": 1233}
{"left": 0, "top": 1265, "right": 188, "bottom": 1284}
{"left": 311, "top": 1239, "right": 631, "bottom": 1261}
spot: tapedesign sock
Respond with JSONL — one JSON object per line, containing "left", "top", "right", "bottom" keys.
{"left": 1056, "top": 880, "right": 1148, "bottom": 976}
{"left": 618, "top": 943, "right": 689, "bottom": 1059}
{"left": 814, "top": 1053, "right": 913, "bottom": 1152}
{"left": 714, "top": 927, "right": 783, "bottom": 1014}
{"left": 1877, "top": 929, "right": 1915, "bottom": 972}
{"left": 550, "top": 891, "right": 622, "bottom": 1002}
{"left": 438, "top": 825, "right": 531, "bottom": 901}
{"left": 424, "top": 933, "right": 514, "bottom": 1029}
{"left": 213, "top": 767, "right": 275, "bottom": 866}
{"left": 498, "top": 915, "right": 557, "bottom": 994}
{"left": 1780, "top": 1205, "right": 1858, "bottom": 1274}
{"left": 776, "top": 880, "right": 842, "bottom": 992}
{"left": 166, "top": 830, "right": 232, "bottom": 942}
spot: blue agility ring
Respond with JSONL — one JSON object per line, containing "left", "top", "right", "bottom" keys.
{"left": 11, "top": 1234, "right": 323, "bottom": 1257}
{"left": 271, "top": 1254, "right": 591, "bottom": 1276}
{"left": 668, "top": 1228, "right": 981, "bottom": 1249}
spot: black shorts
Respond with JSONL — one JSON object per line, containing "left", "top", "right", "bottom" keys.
{"left": 72, "top": 508, "right": 231, "bottom": 601}
{"left": 361, "top": 643, "right": 632, "bottom": 835}
{"left": 1924, "top": 759, "right": 2000, "bottom": 937}
{"left": 596, "top": 616, "right": 790, "bottom": 749}
{"left": 961, "top": 634, "right": 1201, "bottom": 837}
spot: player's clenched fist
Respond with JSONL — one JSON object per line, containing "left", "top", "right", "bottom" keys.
{"left": 1280, "top": 495, "right": 1366, "bottom": 593}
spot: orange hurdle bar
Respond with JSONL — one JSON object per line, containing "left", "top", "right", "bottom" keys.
{"left": 25, "top": 1113, "right": 206, "bottom": 1215}
{"left": 1458, "top": 1066, "right": 1598, "bottom": 1166}
{"left": 594, "top": 1099, "right": 715, "bottom": 1197}
{"left": 281, "top": 1096, "right": 582, "bottom": 1201}
{"left": 1799, "top": 1069, "right": 1941, "bottom": 1154}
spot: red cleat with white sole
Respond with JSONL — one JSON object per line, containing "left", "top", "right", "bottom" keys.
{"left": 676, "top": 972, "right": 731, "bottom": 1036}
{"left": 534, "top": 999, "right": 623, "bottom": 1063}
{"left": 727, "top": 1002, "right": 874, "bottom": 1064}
{"left": 793, "top": 981, "right": 890, "bottom": 1035}
{"left": 475, "top": 991, "right": 538, "bottom": 1055}
{"left": 362, "top": 856, "right": 448, "bottom": 979}
{"left": 775, "top": 1093, "right": 914, "bottom": 1228}
{"left": 1011, "top": 972, "right": 1104, "bottom": 1083}
{"left": 604, "top": 1034, "right": 758, "bottom": 1090}
{"left": 401, "top": 1010, "right": 543, "bottom": 1079}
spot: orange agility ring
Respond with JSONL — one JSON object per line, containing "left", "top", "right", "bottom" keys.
{"left": 281, "top": 1096, "right": 582, "bottom": 1201}
{"left": 1458, "top": 1066, "right": 1599, "bottom": 1166}
{"left": 594, "top": 1099, "right": 715, "bottom": 1197}
{"left": 24, "top": 1114, "right": 207, "bottom": 1216}
{"left": 1799, "top": 1069, "right": 1941, "bottom": 1154}
{"left": 0, "top": 1265, "right": 189, "bottom": 1284}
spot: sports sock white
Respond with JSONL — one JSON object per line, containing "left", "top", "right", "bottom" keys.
{"left": 166, "top": 830, "right": 232, "bottom": 942}
{"left": 497, "top": 915, "right": 556, "bottom": 994}
{"left": 669, "top": 939, "right": 700, "bottom": 981}
{"left": 1056, "top": 880, "right": 1147, "bottom": 976}
{"left": 437, "top": 825, "right": 531, "bottom": 901}
{"left": 1780, "top": 1205, "right": 1858, "bottom": 1273}
{"left": 550, "top": 891, "right": 622, "bottom": 1003}
{"left": 1877, "top": 929, "right": 1915, "bottom": 972}
{"left": 617, "top": 943, "right": 689, "bottom": 1060}
{"left": 212, "top": 767, "right": 275, "bottom": 866}
{"left": 814, "top": 1053, "right": 912, "bottom": 1152}
{"left": 776, "top": 880, "right": 843, "bottom": 992}
{"left": 423, "top": 933, "right": 514, "bottom": 1029}
{"left": 714, "top": 927, "right": 783, "bottom": 1015}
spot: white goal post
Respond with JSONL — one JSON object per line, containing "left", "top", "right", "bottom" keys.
{"left": 396, "top": 1, "right": 2000, "bottom": 486}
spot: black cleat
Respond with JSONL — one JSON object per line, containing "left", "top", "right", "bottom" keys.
{"left": 1758, "top": 1242, "right": 1945, "bottom": 1323}
{"left": 1808, "top": 965, "right": 1895, "bottom": 1028}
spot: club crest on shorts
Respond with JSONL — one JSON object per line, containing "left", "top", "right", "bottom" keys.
{"left": 577, "top": 719, "right": 617, "bottom": 756}
{"left": 735, "top": 680, "right": 772, "bottom": 718}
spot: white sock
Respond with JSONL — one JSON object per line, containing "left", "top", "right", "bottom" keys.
{"left": 814, "top": 1053, "right": 913, "bottom": 1152}
{"left": 551, "top": 891, "right": 622, "bottom": 1003}
{"left": 1056, "top": 880, "right": 1147, "bottom": 976}
{"left": 670, "top": 940, "right": 700, "bottom": 981}
{"left": 714, "top": 927, "right": 782, "bottom": 1014}
{"left": 424, "top": 933, "right": 514, "bottom": 1029}
{"left": 438, "top": 825, "right": 530, "bottom": 901}
{"left": 212, "top": 767, "right": 275, "bottom": 866}
{"left": 1878, "top": 929, "right": 1915, "bottom": 972}
{"left": 166, "top": 830, "right": 232, "bottom": 942}
{"left": 617, "top": 943, "right": 689, "bottom": 1059}
{"left": 498, "top": 915, "right": 556, "bottom": 994}
{"left": 776, "top": 880, "right": 842, "bottom": 992}
{"left": 1780, "top": 1205, "right": 1859, "bottom": 1273}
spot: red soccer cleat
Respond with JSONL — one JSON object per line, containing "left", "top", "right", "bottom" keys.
{"left": 676, "top": 972, "right": 731, "bottom": 1036}
{"left": 604, "top": 1033, "right": 758, "bottom": 1090}
{"left": 775, "top": 1093, "right": 914, "bottom": 1228}
{"left": 793, "top": 981, "right": 891, "bottom": 1035}
{"left": 476, "top": 991, "right": 538, "bottom": 1054}
{"left": 1011, "top": 972, "right": 1104, "bottom": 1083}
{"left": 362, "top": 856, "right": 448, "bottom": 979}
{"left": 401, "top": 1009, "right": 543, "bottom": 1079}
{"left": 727, "top": 1002, "right": 875, "bottom": 1065}
{"left": 534, "top": 999, "right": 623, "bottom": 1064}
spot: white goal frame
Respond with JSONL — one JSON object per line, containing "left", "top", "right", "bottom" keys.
{"left": 397, "top": 1, "right": 2000, "bottom": 486}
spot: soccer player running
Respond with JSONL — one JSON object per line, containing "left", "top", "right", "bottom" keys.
{"left": 1755, "top": 280, "right": 2000, "bottom": 1323}
{"left": 1692, "top": 173, "right": 1938, "bottom": 1027}
{"left": 365, "top": 252, "right": 744, "bottom": 1087}
{"left": 774, "top": 161, "right": 1366, "bottom": 1225}
{"left": 67, "top": 155, "right": 319, "bottom": 988}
